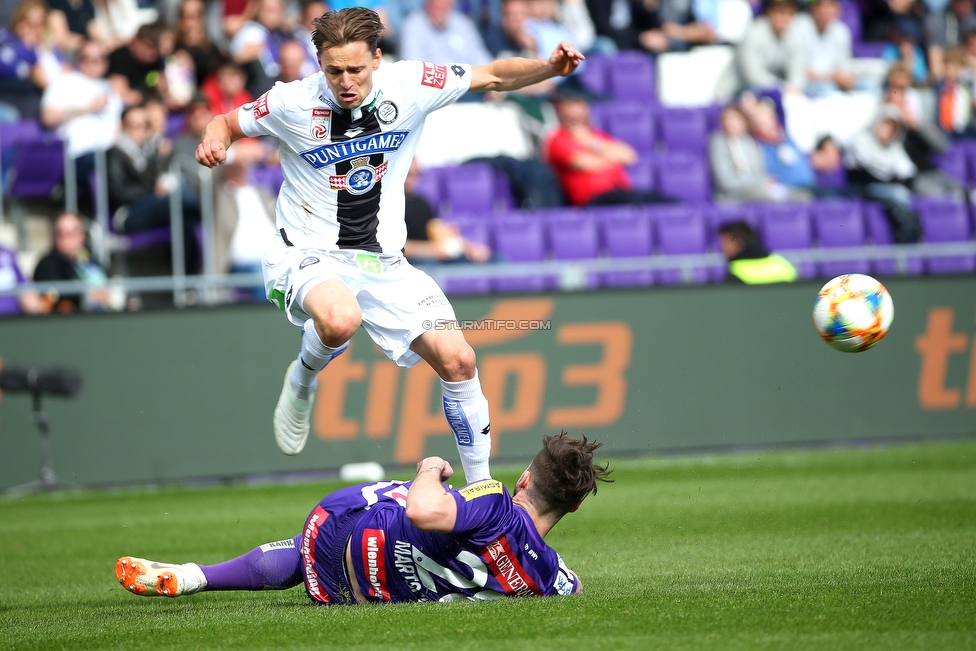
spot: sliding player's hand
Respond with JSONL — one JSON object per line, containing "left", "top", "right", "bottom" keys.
{"left": 416, "top": 456, "right": 454, "bottom": 482}
{"left": 195, "top": 138, "right": 227, "bottom": 168}
{"left": 549, "top": 42, "right": 584, "bottom": 78}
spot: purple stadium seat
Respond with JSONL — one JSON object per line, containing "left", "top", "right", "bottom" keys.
{"left": 607, "top": 52, "right": 656, "bottom": 103}
{"left": 704, "top": 204, "right": 758, "bottom": 237}
{"left": 438, "top": 216, "right": 492, "bottom": 295}
{"left": 166, "top": 113, "right": 186, "bottom": 138}
{"left": 250, "top": 164, "right": 284, "bottom": 195}
{"left": 815, "top": 165, "right": 848, "bottom": 188}
{"left": 758, "top": 204, "right": 815, "bottom": 279}
{"left": 548, "top": 213, "right": 600, "bottom": 288}
{"left": 577, "top": 55, "right": 609, "bottom": 96}
{"left": 655, "top": 213, "right": 709, "bottom": 284}
{"left": 412, "top": 166, "right": 443, "bottom": 213}
{"left": 936, "top": 145, "right": 968, "bottom": 186}
{"left": 443, "top": 163, "right": 495, "bottom": 216}
{"left": 628, "top": 157, "right": 656, "bottom": 192}
{"left": 493, "top": 168, "right": 517, "bottom": 211}
{"left": 839, "top": 0, "right": 863, "bottom": 41}
{"left": 600, "top": 102, "right": 656, "bottom": 153}
{"left": 852, "top": 42, "right": 886, "bottom": 57}
{"left": 864, "top": 202, "right": 922, "bottom": 275}
{"left": 0, "top": 119, "right": 43, "bottom": 159}
{"left": 600, "top": 210, "right": 653, "bottom": 287}
{"left": 811, "top": 200, "right": 869, "bottom": 277}
{"left": 704, "top": 103, "right": 725, "bottom": 134}
{"left": 7, "top": 135, "right": 64, "bottom": 199}
{"left": 491, "top": 216, "right": 551, "bottom": 292}
{"left": 89, "top": 171, "right": 171, "bottom": 252}
{"left": 916, "top": 200, "right": 975, "bottom": 274}
{"left": 653, "top": 153, "right": 710, "bottom": 203}
{"left": 658, "top": 108, "right": 709, "bottom": 154}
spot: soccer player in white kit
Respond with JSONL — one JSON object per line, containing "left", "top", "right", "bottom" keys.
{"left": 195, "top": 8, "right": 584, "bottom": 481}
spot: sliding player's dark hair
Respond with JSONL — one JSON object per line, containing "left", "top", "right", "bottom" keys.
{"left": 526, "top": 432, "right": 613, "bottom": 518}
{"left": 311, "top": 7, "right": 383, "bottom": 56}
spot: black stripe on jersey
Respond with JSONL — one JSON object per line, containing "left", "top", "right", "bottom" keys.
{"left": 331, "top": 109, "right": 383, "bottom": 252}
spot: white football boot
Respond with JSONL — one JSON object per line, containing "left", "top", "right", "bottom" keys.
{"left": 273, "top": 360, "right": 315, "bottom": 455}
{"left": 115, "top": 557, "right": 207, "bottom": 597}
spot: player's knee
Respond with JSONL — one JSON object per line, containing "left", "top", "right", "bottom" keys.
{"left": 441, "top": 344, "right": 476, "bottom": 382}
{"left": 312, "top": 304, "right": 361, "bottom": 346}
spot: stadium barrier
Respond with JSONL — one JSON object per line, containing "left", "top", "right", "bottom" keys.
{"left": 1, "top": 276, "right": 974, "bottom": 491}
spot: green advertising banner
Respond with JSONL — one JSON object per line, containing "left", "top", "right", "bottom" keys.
{"left": 1, "top": 277, "right": 974, "bottom": 491}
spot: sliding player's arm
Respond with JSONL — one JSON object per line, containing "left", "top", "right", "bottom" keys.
{"left": 469, "top": 41, "right": 583, "bottom": 93}
{"left": 195, "top": 109, "right": 248, "bottom": 168}
{"left": 405, "top": 457, "right": 458, "bottom": 533}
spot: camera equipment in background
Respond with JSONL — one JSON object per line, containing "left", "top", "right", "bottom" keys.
{"left": 1, "top": 364, "right": 83, "bottom": 494}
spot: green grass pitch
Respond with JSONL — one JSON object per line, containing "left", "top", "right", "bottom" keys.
{"left": 1, "top": 441, "right": 974, "bottom": 651}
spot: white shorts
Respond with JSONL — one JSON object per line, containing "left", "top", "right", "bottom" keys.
{"left": 262, "top": 238, "right": 456, "bottom": 367}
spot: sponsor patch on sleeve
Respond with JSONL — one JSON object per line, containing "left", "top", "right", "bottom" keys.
{"left": 253, "top": 91, "right": 271, "bottom": 119}
{"left": 421, "top": 62, "right": 447, "bottom": 89}
{"left": 458, "top": 479, "right": 503, "bottom": 501}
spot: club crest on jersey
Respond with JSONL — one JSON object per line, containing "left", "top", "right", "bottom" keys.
{"left": 329, "top": 157, "right": 389, "bottom": 195}
{"left": 310, "top": 108, "right": 331, "bottom": 140}
{"left": 376, "top": 100, "right": 398, "bottom": 124}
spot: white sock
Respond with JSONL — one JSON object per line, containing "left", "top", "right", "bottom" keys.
{"left": 288, "top": 319, "right": 348, "bottom": 400}
{"left": 441, "top": 370, "right": 492, "bottom": 483}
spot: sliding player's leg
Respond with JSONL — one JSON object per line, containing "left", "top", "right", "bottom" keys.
{"left": 411, "top": 326, "right": 492, "bottom": 483}
{"left": 115, "top": 535, "right": 303, "bottom": 597}
{"left": 274, "top": 279, "right": 361, "bottom": 455}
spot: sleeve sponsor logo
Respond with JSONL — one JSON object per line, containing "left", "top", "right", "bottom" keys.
{"left": 259, "top": 538, "right": 296, "bottom": 553}
{"left": 253, "top": 91, "right": 271, "bottom": 119}
{"left": 362, "top": 528, "right": 390, "bottom": 600}
{"left": 310, "top": 108, "right": 331, "bottom": 140}
{"left": 299, "top": 130, "right": 409, "bottom": 169}
{"left": 481, "top": 536, "right": 542, "bottom": 597}
{"left": 421, "top": 62, "right": 447, "bottom": 89}
{"left": 451, "top": 64, "right": 466, "bottom": 78}
{"left": 458, "top": 479, "right": 503, "bottom": 501}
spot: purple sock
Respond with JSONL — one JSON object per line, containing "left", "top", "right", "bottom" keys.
{"left": 200, "top": 534, "right": 303, "bottom": 591}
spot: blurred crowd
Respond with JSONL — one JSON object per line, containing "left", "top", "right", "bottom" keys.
{"left": 1, "top": 0, "right": 975, "bottom": 314}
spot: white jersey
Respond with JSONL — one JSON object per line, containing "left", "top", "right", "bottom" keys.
{"left": 238, "top": 60, "right": 472, "bottom": 254}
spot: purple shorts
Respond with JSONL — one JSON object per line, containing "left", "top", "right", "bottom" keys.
{"left": 299, "top": 484, "right": 370, "bottom": 605}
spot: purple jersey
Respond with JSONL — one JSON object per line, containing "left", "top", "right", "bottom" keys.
{"left": 346, "top": 479, "right": 580, "bottom": 603}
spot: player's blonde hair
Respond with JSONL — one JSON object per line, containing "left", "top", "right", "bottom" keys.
{"left": 310, "top": 7, "right": 383, "bottom": 57}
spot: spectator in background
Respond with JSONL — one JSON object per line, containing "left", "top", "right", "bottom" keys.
{"left": 710, "top": 105, "right": 788, "bottom": 202}
{"left": 744, "top": 95, "right": 814, "bottom": 198}
{"left": 883, "top": 60, "right": 925, "bottom": 126}
{"left": 402, "top": 160, "right": 492, "bottom": 263}
{"left": 936, "top": 47, "right": 975, "bottom": 134}
{"left": 276, "top": 37, "right": 307, "bottom": 82}
{"left": 736, "top": 0, "right": 805, "bottom": 92}
{"left": 108, "top": 105, "right": 201, "bottom": 271}
{"left": 173, "top": 0, "right": 221, "bottom": 87}
{"left": 230, "top": 0, "right": 293, "bottom": 96}
{"left": 40, "top": 38, "right": 123, "bottom": 186}
{"left": 544, "top": 93, "right": 670, "bottom": 206}
{"left": 844, "top": 107, "right": 922, "bottom": 242}
{"left": 718, "top": 220, "right": 798, "bottom": 284}
{"left": 792, "top": 0, "right": 855, "bottom": 96}
{"left": 293, "top": 0, "right": 328, "bottom": 77}
{"left": 0, "top": 0, "right": 59, "bottom": 120}
{"left": 33, "top": 212, "right": 111, "bottom": 312}
{"left": 107, "top": 21, "right": 171, "bottom": 106}
{"left": 882, "top": 15, "right": 929, "bottom": 85}
{"left": 927, "top": 0, "right": 976, "bottom": 79}
{"left": 90, "top": 0, "right": 152, "bottom": 50}
{"left": 200, "top": 58, "right": 252, "bottom": 116}
{"left": 0, "top": 243, "right": 44, "bottom": 315}
{"left": 400, "top": 0, "right": 492, "bottom": 66}
{"left": 654, "top": 0, "right": 719, "bottom": 52}
{"left": 222, "top": 0, "right": 257, "bottom": 40}
{"left": 584, "top": 0, "right": 663, "bottom": 52}
{"left": 863, "top": 0, "right": 924, "bottom": 43}
{"left": 46, "top": 0, "right": 97, "bottom": 54}
{"left": 171, "top": 93, "right": 211, "bottom": 196}
{"left": 484, "top": 0, "right": 535, "bottom": 58}
{"left": 555, "top": 0, "right": 596, "bottom": 53}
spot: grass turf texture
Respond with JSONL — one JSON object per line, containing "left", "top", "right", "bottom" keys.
{"left": 1, "top": 442, "right": 974, "bottom": 651}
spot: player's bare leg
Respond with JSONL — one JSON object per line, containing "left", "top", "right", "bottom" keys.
{"left": 411, "top": 326, "right": 492, "bottom": 482}
{"left": 274, "top": 280, "right": 360, "bottom": 455}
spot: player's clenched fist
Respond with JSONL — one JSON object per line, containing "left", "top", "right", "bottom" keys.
{"left": 196, "top": 138, "right": 227, "bottom": 168}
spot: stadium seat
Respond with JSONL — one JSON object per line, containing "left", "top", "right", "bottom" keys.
{"left": 916, "top": 200, "right": 976, "bottom": 274}
{"left": 758, "top": 204, "right": 815, "bottom": 279}
{"left": 606, "top": 52, "right": 656, "bottom": 103}
{"left": 443, "top": 163, "right": 496, "bottom": 216}
{"left": 599, "top": 210, "right": 654, "bottom": 288}
{"left": 547, "top": 213, "right": 600, "bottom": 288}
{"left": 703, "top": 103, "right": 725, "bottom": 134}
{"left": 491, "top": 215, "right": 552, "bottom": 293}
{"left": 628, "top": 157, "right": 656, "bottom": 193}
{"left": 412, "top": 166, "right": 443, "bottom": 213}
{"left": 0, "top": 119, "right": 43, "bottom": 162}
{"left": 839, "top": 0, "right": 863, "bottom": 41}
{"left": 88, "top": 171, "right": 172, "bottom": 254}
{"left": 7, "top": 134, "right": 65, "bottom": 200}
{"left": 653, "top": 153, "right": 710, "bottom": 203}
{"left": 493, "top": 168, "right": 517, "bottom": 212}
{"left": 704, "top": 204, "right": 759, "bottom": 239}
{"left": 811, "top": 199, "right": 870, "bottom": 277}
{"left": 815, "top": 165, "right": 848, "bottom": 189}
{"left": 863, "top": 202, "right": 923, "bottom": 276}
{"left": 852, "top": 42, "right": 886, "bottom": 57}
{"left": 600, "top": 102, "right": 656, "bottom": 154}
{"left": 655, "top": 212, "right": 709, "bottom": 285}
{"left": 576, "top": 55, "right": 609, "bottom": 97}
{"left": 658, "top": 108, "right": 709, "bottom": 154}
{"left": 936, "top": 145, "right": 968, "bottom": 186}
{"left": 250, "top": 164, "right": 285, "bottom": 195}
{"left": 439, "top": 216, "right": 492, "bottom": 295}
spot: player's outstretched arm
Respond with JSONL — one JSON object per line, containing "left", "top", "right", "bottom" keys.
{"left": 195, "top": 109, "right": 247, "bottom": 168}
{"left": 469, "top": 42, "right": 584, "bottom": 93}
{"left": 405, "top": 457, "right": 458, "bottom": 534}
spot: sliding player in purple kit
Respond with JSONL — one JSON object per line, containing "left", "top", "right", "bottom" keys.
{"left": 194, "top": 6, "right": 585, "bottom": 487}
{"left": 116, "top": 433, "right": 612, "bottom": 603}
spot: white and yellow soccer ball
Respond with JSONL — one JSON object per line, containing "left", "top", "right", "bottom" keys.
{"left": 813, "top": 274, "right": 894, "bottom": 352}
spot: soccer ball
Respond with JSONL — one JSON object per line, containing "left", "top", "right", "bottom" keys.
{"left": 813, "top": 274, "right": 894, "bottom": 353}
